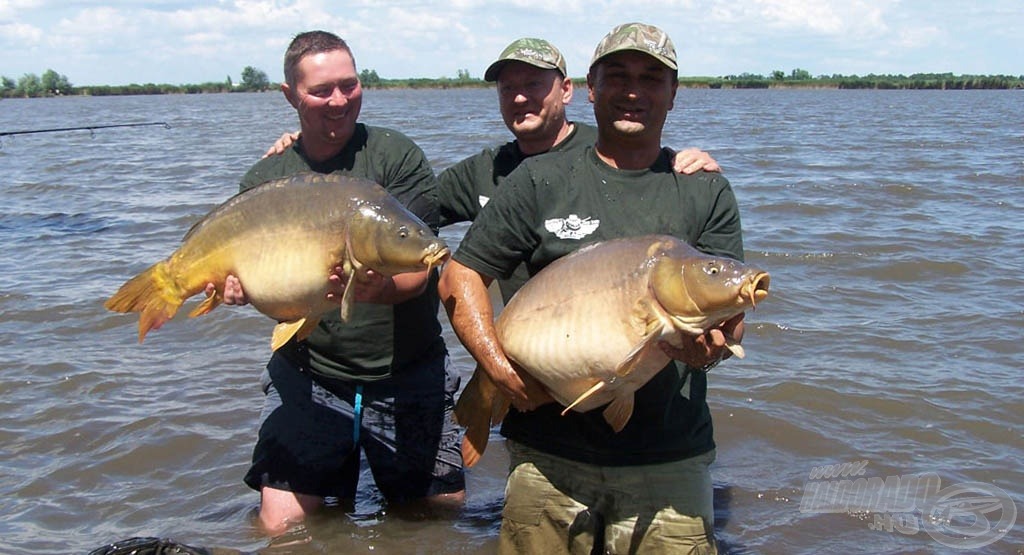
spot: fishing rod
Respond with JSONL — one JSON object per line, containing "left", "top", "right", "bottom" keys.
{"left": 0, "top": 121, "right": 170, "bottom": 137}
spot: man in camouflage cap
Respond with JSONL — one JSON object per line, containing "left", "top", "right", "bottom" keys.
{"left": 441, "top": 22, "right": 739, "bottom": 553}
{"left": 483, "top": 37, "right": 567, "bottom": 81}
{"left": 590, "top": 21, "right": 678, "bottom": 71}
{"left": 436, "top": 36, "right": 718, "bottom": 301}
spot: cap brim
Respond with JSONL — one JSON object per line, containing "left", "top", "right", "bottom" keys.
{"left": 484, "top": 59, "right": 563, "bottom": 82}
{"left": 591, "top": 47, "right": 677, "bottom": 71}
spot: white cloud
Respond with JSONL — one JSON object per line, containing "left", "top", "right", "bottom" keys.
{"left": 752, "top": 0, "right": 893, "bottom": 36}
{"left": 0, "top": 0, "right": 1019, "bottom": 85}
{"left": 0, "top": 21, "right": 42, "bottom": 43}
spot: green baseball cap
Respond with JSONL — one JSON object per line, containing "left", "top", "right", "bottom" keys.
{"left": 484, "top": 38, "right": 567, "bottom": 82}
{"left": 590, "top": 22, "right": 677, "bottom": 71}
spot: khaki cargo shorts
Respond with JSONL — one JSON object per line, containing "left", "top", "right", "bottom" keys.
{"left": 498, "top": 441, "right": 716, "bottom": 555}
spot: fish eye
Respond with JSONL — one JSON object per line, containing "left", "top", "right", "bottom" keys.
{"left": 398, "top": 226, "right": 409, "bottom": 239}
{"left": 705, "top": 263, "right": 720, "bottom": 275}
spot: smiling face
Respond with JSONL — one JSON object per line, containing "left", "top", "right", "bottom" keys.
{"left": 587, "top": 50, "right": 677, "bottom": 142}
{"left": 495, "top": 62, "right": 572, "bottom": 153}
{"left": 282, "top": 49, "right": 363, "bottom": 160}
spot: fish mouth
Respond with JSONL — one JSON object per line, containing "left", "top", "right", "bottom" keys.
{"left": 424, "top": 246, "right": 451, "bottom": 272}
{"left": 743, "top": 272, "right": 771, "bottom": 309}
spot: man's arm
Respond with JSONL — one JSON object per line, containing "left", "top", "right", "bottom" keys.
{"left": 438, "top": 259, "right": 550, "bottom": 410}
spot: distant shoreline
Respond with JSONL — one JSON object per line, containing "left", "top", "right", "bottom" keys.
{"left": 3, "top": 73, "right": 1021, "bottom": 98}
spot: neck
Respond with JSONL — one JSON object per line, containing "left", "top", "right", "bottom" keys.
{"left": 300, "top": 139, "right": 347, "bottom": 163}
{"left": 518, "top": 122, "right": 574, "bottom": 156}
{"left": 594, "top": 136, "right": 661, "bottom": 170}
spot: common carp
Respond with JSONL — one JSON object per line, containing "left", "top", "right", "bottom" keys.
{"left": 105, "top": 172, "right": 449, "bottom": 350}
{"left": 456, "top": 234, "right": 769, "bottom": 466}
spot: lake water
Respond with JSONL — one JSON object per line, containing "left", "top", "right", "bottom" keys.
{"left": 0, "top": 88, "right": 1021, "bottom": 554}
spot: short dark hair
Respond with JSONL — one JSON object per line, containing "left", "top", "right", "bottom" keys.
{"left": 283, "top": 30, "right": 356, "bottom": 89}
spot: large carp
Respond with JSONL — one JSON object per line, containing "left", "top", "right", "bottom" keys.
{"left": 105, "top": 172, "right": 449, "bottom": 350}
{"left": 456, "top": 234, "right": 769, "bottom": 466}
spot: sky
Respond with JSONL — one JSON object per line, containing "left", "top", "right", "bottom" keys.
{"left": 1, "top": 0, "right": 1021, "bottom": 86}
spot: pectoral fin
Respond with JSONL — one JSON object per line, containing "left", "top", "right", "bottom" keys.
{"left": 339, "top": 271, "right": 356, "bottom": 322}
{"left": 725, "top": 337, "right": 745, "bottom": 359}
{"left": 339, "top": 234, "right": 359, "bottom": 322}
{"left": 615, "top": 327, "right": 663, "bottom": 377}
{"left": 560, "top": 381, "right": 607, "bottom": 415}
{"left": 602, "top": 395, "right": 635, "bottom": 433}
{"left": 455, "top": 367, "right": 510, "bottom": 468}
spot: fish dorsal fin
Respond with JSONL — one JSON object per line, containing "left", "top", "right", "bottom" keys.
{"left": 188, "top": 290, "right": 222, "bottom": 318}
{"left": 602, "top": 395, "right": 635, "bottom": 433}
{"left": 271, "top": 318, "right": 308, "bottom": 351}
{"left": 560, "top": 381, "right": 607, "bottom": 415}
{"left": 615, "top": 324, "right": 665, "bottom": 377}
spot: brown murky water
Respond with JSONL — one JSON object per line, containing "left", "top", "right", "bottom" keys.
{"left": 1, "top": 88, "right": 1021, "bottom": 554}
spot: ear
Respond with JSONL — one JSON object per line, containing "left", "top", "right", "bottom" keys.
{"left": 281, "top": 82, "right": 299, "bottom": 109}
{"left": 561, "top": 76, "right": 573, "bottom": 104}
{"left": 587, "top": 72, "right": 596, "bottom": 103}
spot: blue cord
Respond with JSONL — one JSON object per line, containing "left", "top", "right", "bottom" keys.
{"left": 353, "top": 385, "right": 363, "bottom": 445}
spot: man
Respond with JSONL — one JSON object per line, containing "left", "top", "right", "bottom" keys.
{"left": 218, "top": 30, "right": 465, "bottom": 536}
{"left": 436, "top": 37, "right": 717, "bottom": 301}
{"left": 266, "top": 37, "right": 720, "bottom": 301}
{"left": 438, "top": 23, "right": 743, "bottom": 554}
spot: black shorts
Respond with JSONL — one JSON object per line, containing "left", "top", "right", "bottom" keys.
{"left": 243, "top": 349, "right": 465, "bottom": 502}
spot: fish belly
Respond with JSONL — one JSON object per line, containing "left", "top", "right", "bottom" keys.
{"left": 499, "top": 281, "right": 651, "bottom": 410}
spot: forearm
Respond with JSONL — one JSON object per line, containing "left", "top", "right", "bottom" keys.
{"left": 438, "top": 260, "right": 515, "bottom": 383}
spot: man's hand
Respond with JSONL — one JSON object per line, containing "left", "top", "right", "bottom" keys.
{"left": 670, "top": 147, "right": 721, "bottom": 175}
{"left": 325, "top": 266, "right": 430, "bottom": 305}
{"left": 205, "top": 275, "right": 249, "bottom": 305}
{"left": 325, "top": 267, "right": 397, "bottom": 304}
{"left": 261, "top": 131, "right": 300, "bottom": 159}
{"left": 660, "top": 313, "right": 745, "bottom": 369}
{"left": 501, "top": 362, "right": 555, "bottom": 412}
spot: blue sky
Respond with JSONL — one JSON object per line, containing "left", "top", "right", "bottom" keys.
{"left": 2, "top": 0, "right": 1020, "bottom": 86}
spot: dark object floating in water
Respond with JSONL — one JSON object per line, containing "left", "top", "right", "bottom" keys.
{"left": 88, "top": 536, "right": 214, "bottom": 555}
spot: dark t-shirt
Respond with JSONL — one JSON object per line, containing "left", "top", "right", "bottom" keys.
{"left": 437, "top": 123, "right": 599, "bottom": 302}
{"left": 453, "top": 145, "right": 744, "bottom": 466}
{"left": 240, "top": 123, "right": 443, "bottom": 381}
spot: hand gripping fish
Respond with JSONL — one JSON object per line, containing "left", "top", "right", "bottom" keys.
{"left": 105, "top": 172, "right": 449, "bottom": 350}
{"left": 456, "top": 234, "right": 769, "bottom": 466}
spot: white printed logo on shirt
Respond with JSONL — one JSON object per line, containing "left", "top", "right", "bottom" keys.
{"left": 544, "top": 214, "right": 600, "bottom": 240}
{"left": 478, "top": 195, "right": 490, "bottom": 208}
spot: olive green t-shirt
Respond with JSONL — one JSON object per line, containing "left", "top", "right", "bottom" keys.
{"left": 453, "top": 145, "right": 744, "bottom": 466}
{"left": 240, "top": 123, "right": 443, "bottom": 381}
{"left": 437, "top": 122, "right": 598, "bottom": 301}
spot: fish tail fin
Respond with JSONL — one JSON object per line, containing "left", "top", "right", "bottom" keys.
{"left": 455, "top": 367, "right": 506, "bottom": 468}
{"left": 104, "top": 261, "right": 185, "bottom": 343}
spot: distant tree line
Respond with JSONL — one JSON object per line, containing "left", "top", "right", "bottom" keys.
{"left": 1, "top": 66, "right": 274, "bottom": 98}
{"left": 679, "top": 69, "right": 1024, "bottom": 90}
{"left": 3, "top": 66, "right": 1021, "bottom": 98}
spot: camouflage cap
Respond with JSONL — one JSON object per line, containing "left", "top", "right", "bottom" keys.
{"left": 590, "top": 22, "right": 677, "bottom": 71}
{"left": 484, "top": 38, "right": 567, "bottom": 82}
